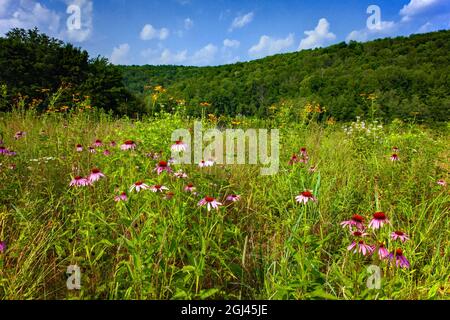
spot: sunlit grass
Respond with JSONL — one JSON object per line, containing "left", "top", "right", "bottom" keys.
{"left": 0, "top": 110, "right": 448, "bottom": 300}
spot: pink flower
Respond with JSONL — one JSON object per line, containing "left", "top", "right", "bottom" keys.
{"left": 295, "top": 190, "right": 317, "bottom": 204}
{"left": 437, "top": 179, "right": 447, "bottom": 186}
{"left": 121, "top": 140, "right": 136, "bottom": 151}
{"left": 130, "top": 181, "right": 150, "bottom": 193}
{"left": 184, "top": 183, "right": 196, "bottom": 192}
{"left": 171, "top": 140, "right": 188, "bottom": 152}
{"left": 289, "top": 154, "right": 299, "bottom": 165}
{"left": 390, "top": 154, "right": 399, "bottom": 162}
{"left": 198, "top": 196, "right": 222, "bottom": 211}
{"left": 199, "top": 159, "right": 214, "bottom": 168}
{"left": 165, "top": 192, "right": 175, "bottom": 200}
{"left": 226, "top": 194, "right": 241, "bottom": 202}
{"left": 103, "top": 150, "right": 111, "bottom": 156}
{"left": 0, "top": 241, "right": 5, "bottom": 253}
{"left": 0, "top": 146, "right": 8, "bottom": 154}
{"left": 110, "top": 141, "right": 117, "bottom": 147}
{"left": 368, "top": 212, "right": 390, "bottom": 230}
{"left": 89, "top": 147, "right": 96, "bottom": 154}
{"left": 155, "top": 161, "right": 172, "bottom": 175}
{"left": 392, "top": 146, "right": 399, "bottom": 153}
{"left": 14, "top": 131, "right": 26, "bottom": 140}
{"left": 300, "top": 147, "right": 308, "bottom": 158}
{"left": 391, "top": 231, "right": 409, "bottom": 243}
{"left": 340, "top": 214, "right": 365, "bottom": 230}
{"left": 151, "top": 185, "right": 169, "bottom": 193}
{"left": 70, "top": 176, "right": 91, "bottom": 187}
{"left": 351, "top": 230, "right": 369, "bottom": 238}
{"left": 76, "top": 144, "right": 83, "bottom": 152}
{"left": 115, "top": 192, "right": 128, "bottom": 202}
{"left": 93, "top": 139, "right": 103, "bottom": 147}
{"left": 376, "top": 243, "right": 390, "bottom": 260}
{"left": 347, "top": 240, "right": 374, "bottom": 256}
{"left": 174, "top": 170, "right": 188, "bottom": 179}
{"left": 389, "top": 249, "right": 410, "bottom": 268}
{"left": 88, "top": 168, "right": 105, "bottom": 183}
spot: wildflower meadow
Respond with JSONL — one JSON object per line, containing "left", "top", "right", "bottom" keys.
{"left": 0, "top": 102, "right": 448, "bottom": 300}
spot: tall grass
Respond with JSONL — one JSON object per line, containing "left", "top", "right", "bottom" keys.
{"left": 0, "top": 110, "right": 448, "bottom": 300}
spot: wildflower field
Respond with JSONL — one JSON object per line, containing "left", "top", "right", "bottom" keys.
{"left": 0, "top": 108, "right": 448, "bottom": 300}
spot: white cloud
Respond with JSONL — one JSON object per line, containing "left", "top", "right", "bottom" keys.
{"left": 400, "top": 0, "right": 450, "bottom": 21}
{"left": 0, "top": 0, "right": 61, "bottom": 36}
{"left": 61, "top": 0, "right": 93, "bottom": 42}
{"left": 184, "top": 18, "right": 193, "bottom": 30}
{"left": 229, "top": 12, "right": 254, "bottom": 31}
{"left": 0, "top": 0, "right": 11, "bottom": 17}
{"left": 346, "top": 20, "right": 397, "bottom": 42}
{"left": 223, "top": 38, "right": 240, "bottom": 49}
{"left": 141, "top": 47, "right": 188, "bottom": 65}
{"left": 249, "top": 33, "right": 294, "bottom": 58}
{"left": 190, "top": 43, "right": 218, "bottom": 65}
{"left": 298, "top": 18, "right": 336, "bottom": 50}
{"left": 140, "top": 24, "right": 170, "bottom": 40}
{"left": 110, "top": 43, "right": 130, "bottom": 65}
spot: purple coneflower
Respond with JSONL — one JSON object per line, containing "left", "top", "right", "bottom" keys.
{"left": 0, "top": 146, "right": 8, "bottom": 154}
{"left": 114, "top": 192, "right": 128, "bottom": 202}
{"left": 174, "top": 170, "right": 188, "bottom": 179}
{"left": 110, "top": 141, "right": 117, "bottom": 147}
{"left": 165, "top": 192, "right": 175, "bottom": 200}
{"left": 14, "top": 131, "right": 26, "bottom": 140}
{"left": 295, "top": 190, "right": 317, "bottom": 204}
{"left": 0, "top": 241, "right": 5, "bottom": 253}
{"left": 88, "top": 168, "right": 105, "bottom": 183}
{"left": 130, "top": 181, "right": 150, "bottom": 193}
{"left": 300, "top": 147, "right": 308, "bottom": 157}
{"left": 70, "top": 176, "right": 91, "bottom": 187}
{"left": 198, "top": 196, "right": 223, "bottom": 211}
{"left": 227, "top": 194, "right": 241, "bottom": 202}
{"left": 347, "top": 240, "right": 374, "bottom": 256}
{"left": 392, "top": 146, "right": 399, "bottom": 153}
{"left": 185, "top": 183, "right": 196, "bottom": 192}
{"left": 155, "top": 161, "right": 172, "bottom": 175}
{"left": 151, "top": 185, "right": 169, "bottom": 193}
{"left": 340, "top": 214, "right": 365, "bottom": 230}
{"left": 121, "top": 140, "right": 136, "bottom": 151}
{"left": 76, "top": 144, "right": 83, "bottom": 152}
{"left": 171, "top": 140, "right": 188, "bottom": 152}
{"left": 391, "top": 231, "right": 409, "bottom": 243}
{"left": 199, "top": 159, "right": 215, "bottom": 168}
{"left": 89, "top": 147, "right": 96, "bottom": 154}
{"left": 309, "top": 166, "right": 317, "bottom": 173}
{"left": 93, "top": 139, "right": 103, "bottom": 147}
{"left": 103, "top": 150, "right": 111, "bottom": 156}
{"left": 376, "top": 243, "right": 390, "bottom": 260}
{"left": 437, "top": 179, "right": 447, "bottom": 186}
{"left": 368, "top": 212, "right": 390, "bottom": 230}
{"left": 289, "top": 154, "right": 299, "bottom": 165}
{"left": 389, "top": 249, "right": 410, "bottom": 268}
{"left": 390, "top": 154, "right": 399, "bottom": 162}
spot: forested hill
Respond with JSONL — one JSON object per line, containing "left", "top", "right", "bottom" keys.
{"left": 119, "top": 30, "right": 450, "bottom": 122}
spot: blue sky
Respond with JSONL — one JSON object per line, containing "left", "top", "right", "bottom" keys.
{"left": 1, "top": 0, "right": 449, "bottom": 66}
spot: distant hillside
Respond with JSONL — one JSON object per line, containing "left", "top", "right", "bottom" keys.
{"left": 119, "top": 30, "right": 450, "bottom": 122}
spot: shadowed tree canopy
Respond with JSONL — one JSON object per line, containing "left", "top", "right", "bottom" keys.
{"left": 119, "top": 30, "right": 450, "bottom": 122}
{"left": 0, "top": 28, "right": 137, "bottom": 114}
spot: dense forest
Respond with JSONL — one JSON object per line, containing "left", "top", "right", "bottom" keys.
{"left": 0, "top": 28, "right": 138, "bottom": 114}
{"left": 120, "top": 30, "right": 450, "bottom": 122}
{"left": 0, "top": 28, "right": 449, "bottom": 121}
